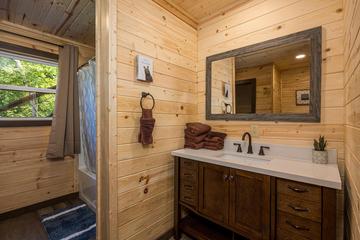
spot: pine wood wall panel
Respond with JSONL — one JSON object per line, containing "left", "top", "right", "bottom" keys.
{"left": 117, "top": 0, "right": 197, "bottom": 239}
{"left": 197, "top": 1, "right": 345, "bottom": 239}
{"left": 0, "top": 23, "right": 94, "bottom": 214}
{"left": 280, "top": 66, "right": 310, "bottom": 114}
{"left": 0, "top": 127, "right": 75, "bottom": 213}
{"left": 211, "top": 58, "right": 234, "bottom": 114}
{"left": 344, "top": 0, "right": 360, "bottom": 239}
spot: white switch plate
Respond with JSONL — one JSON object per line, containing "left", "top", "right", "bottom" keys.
{"left": 136, "top": 55, "right": 153, "bottom": 81}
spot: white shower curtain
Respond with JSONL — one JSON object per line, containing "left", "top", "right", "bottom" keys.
{"left": 78, "top": 60, "right": 96, "bottom": 174}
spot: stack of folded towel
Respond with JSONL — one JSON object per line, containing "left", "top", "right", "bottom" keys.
{"left": 184, "top": 122, "right": 210, "bottom": 149}
{"left": 184, "top": 122, "right": 227, "bottom": 150}
{"left": 203, "top": 131, "right": 227, "bottom": 151}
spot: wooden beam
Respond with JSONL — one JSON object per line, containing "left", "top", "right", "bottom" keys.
{"left": 53, "top": 0, "right": 81, "bottom": 35}
{"left": 152, "top": 0, "right": 198, "bottom": 29}
{"left": 0, "top": 20, "right": 94, "bottom": 50}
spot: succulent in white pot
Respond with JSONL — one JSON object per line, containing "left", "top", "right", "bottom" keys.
{"left": 312, "top": 135, "right": 328, "bottom": 164}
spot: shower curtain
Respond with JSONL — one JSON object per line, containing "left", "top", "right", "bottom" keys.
{"left": 78, "top": 60, "right": 96, "bottom": 174}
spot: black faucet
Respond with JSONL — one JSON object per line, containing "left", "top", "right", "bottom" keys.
{"left": 242, "top": 132, "right": 253, "bottom": 154}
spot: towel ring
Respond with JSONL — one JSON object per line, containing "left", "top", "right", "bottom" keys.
{"left": 140, "top": 92, "right": 155, "bottom": 110}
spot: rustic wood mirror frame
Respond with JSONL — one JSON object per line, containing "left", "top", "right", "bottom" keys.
{"left": 206, "top": 27, "right": 322, "bottom": 122}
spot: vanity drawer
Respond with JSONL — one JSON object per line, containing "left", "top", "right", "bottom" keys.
{"left": 180, "top": 167, "right": 197, "bottom": 183}
{"left": 277, "top": 179, "right": 321, "bottom": 202}
{"left": 277, "top": 193, "right": 321, "bottom": 222}
{"left": 277, "top": 211, "right": 321, "bottom": 240}
{"left": 179, "top": 158, "right": 198, "bottom": 208}
{"left": 180, "top": 182, "right": 197, "bottom": 207}
{"left": 180, "top": 158, "right": 198, "bottom": 171}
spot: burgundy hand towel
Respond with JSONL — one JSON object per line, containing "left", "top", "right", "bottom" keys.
{"left": 208, "top": 131, "right": 227, "bottom": 139}
{"left": 186, "top": 122, "right": 211, "bottom": 136}
{"left": 204, "top": 145, "right": 223, "bottom": 151}
{"left": 204, "top": 136, "right": 224, "bottom": 144}
{"left": 204, "top": 141, "right": 224, "bottom": 148}
{"left": 184, "top": 130, "right": 208, "bottom": 143}
{"left": 184, "top": 142, "right": 204, "bottom": 150}
{"left": 138, "top": 109, "right": 155, "bottom": 145}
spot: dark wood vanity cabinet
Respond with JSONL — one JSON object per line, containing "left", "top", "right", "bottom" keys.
{"left": 174, "top": 157, "right": 337, "bottom": 240}
{"left": 198, "top": 163, "right": 230, "bottom": 224}
{"left": 229, "top": 169, "right": 271, "bottom": 240}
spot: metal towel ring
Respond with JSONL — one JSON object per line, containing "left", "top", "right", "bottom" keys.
{"left": 140, "top": 92, "right": 155, "bottom": 110}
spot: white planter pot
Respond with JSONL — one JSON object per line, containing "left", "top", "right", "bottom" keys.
{"left": 312, "top": 150, "right": 328, "bottom": 164}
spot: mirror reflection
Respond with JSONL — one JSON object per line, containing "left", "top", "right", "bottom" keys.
{"left": 211, "top": 40, "right": 311, "bottom": 115}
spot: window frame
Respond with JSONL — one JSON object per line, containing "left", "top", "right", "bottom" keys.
{"left": 0, "top": 41, "right": 58, "bottom": 127}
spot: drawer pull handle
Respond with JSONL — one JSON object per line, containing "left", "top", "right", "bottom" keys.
{"left": 184, "top": 184, "right": 193, "bottom": 189}
{"left": 286, "top": 220, "right": 310, "bottom": 231}
{"left": 223, "top": 174, "right": 228, "bottom": 181}
{"left": 184, "top": 196, "right": 193, "bottom": 200}
{"left": 184, "top": 173, "right": 193, "bottom": 177}
{"left": 288, "top": 185, "right": 308, "bottom": 193}
{"left": 288, "top": 204, "right": 309, "bottom": 212}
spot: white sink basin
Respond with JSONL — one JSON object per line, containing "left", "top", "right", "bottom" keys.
{"left": 217, "top": 153, "right": 272, "bottom": 162}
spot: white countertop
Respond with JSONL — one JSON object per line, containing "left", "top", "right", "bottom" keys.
{"left": 171, "top": 140, "right": 342, "bottom": 190}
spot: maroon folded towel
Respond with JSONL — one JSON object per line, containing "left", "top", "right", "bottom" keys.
{"left": 138, "top": 109, "right": 155, "bottom": 145}
{"left": 208, "top": 131, "right": 227, "bottom": 139}
{"left": 185, "top": 130, "right": 208, "bottom": 143}
{"left": 204, "top": 145, "right": 223, "bottom": 151}
{"left": 186, "top": 122, "right": 211, "bottom": 136}
{"left": 204, "top": 141, "right": 224, "bottom": 148}
{"left": 204, "top": 136, "right": 224, "bottom": 144}
{"left": 184, "top": 142, "right": 204, "bottom": 150}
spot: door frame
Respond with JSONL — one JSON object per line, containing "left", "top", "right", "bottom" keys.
{"left": 96, "top": 0, "right": 118, "bottom": 239}
{"left": 235, "top": 78, "right": 256, "bottom": 113}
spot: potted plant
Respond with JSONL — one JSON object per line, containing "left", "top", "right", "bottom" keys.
{"left": 312, "top": 135, "right": 328, "bottom": 164}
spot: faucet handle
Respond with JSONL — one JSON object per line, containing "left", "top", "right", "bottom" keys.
{"left": 233, "top": 143, "right": 242, "bottom": 153}
{"left": 259, "top": 146, "right": 270, "bottom": 156}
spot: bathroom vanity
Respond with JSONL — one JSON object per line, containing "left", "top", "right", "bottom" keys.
{"left": 172, "top": 141, "right": 341, "bottom": 240}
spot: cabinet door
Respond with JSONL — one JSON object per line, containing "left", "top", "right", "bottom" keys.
{"left": 198, "top": 163, "right": 230, "bottom": 224}
{"left": 229, "top": 169, "right": 271, "bottom": 240}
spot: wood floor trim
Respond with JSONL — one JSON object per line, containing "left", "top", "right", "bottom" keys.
{"left": 0, "top": 192, "right": 79, "bottom": 221}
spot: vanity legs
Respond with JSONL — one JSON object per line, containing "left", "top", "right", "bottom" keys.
{"left": 174, "top": 157, "right": 181, "bottom": 240}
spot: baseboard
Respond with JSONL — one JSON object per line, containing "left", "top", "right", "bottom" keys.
{"left": 0, "top": 192, "right": 79, "bottom": 221}
{"left": 157, "top": 228, "right": 174, "bottom": 240}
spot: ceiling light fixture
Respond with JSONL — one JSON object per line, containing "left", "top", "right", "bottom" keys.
{"left": 295, "top": 54, "right": 306, "bottom": 59}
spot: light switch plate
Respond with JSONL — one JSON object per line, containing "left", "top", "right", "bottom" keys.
{"left": 136, "top": 55, "right": 153, "bottom": 81}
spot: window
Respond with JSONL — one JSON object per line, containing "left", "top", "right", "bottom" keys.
{"left": 0, "top": 41, "right": 58, "bottom": 126}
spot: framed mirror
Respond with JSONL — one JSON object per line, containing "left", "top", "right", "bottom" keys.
{"left": 206, "top": 27, "right": 321, "bottom": 122}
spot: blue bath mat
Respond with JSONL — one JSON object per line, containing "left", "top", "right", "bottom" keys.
{"left": 40, "top": 203, "right": 96, "bottom": 240}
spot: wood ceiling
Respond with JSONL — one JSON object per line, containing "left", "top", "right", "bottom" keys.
{"left": 153, "top": 0, "right": 250, "bottom": 28}
{"left": 0, "top": 0, "right": 95, "bottom": 46}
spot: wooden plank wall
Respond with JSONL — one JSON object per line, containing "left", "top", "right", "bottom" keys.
{"left": 280, "top": 66, "right": 310, "bottom": 113}
{"left": 0, "top": 127, "right": 75, "bottom": 213}
{"left": 344, "top": 0, "right": 360, "bottom": 239}
{"left": 116, "top": 0, "right": 197, "bottom": 239}
{"left": 211, "top": 58, "right": 234, "bottom": 114}
{"left": 0, "top": 22, "right": 94, "bottom": 214}
{"left": 197, "top": 0, "right": 345, "bottom": 239}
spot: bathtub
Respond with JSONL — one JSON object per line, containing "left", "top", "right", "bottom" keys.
{"left": 78, "top": 167, "right": 96, "bottom": 212}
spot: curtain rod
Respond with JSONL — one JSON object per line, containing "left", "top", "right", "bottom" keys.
{"left": 78, "top": 56, "right": 95, "bottom": 70}
{"left": 0, "top": 29, "right": 64, "bottom": 48}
